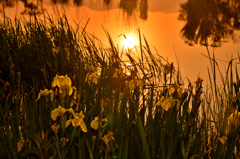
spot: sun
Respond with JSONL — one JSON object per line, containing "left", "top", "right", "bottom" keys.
{"left": 123, "top": 35, "right": 136, "bottom": 49}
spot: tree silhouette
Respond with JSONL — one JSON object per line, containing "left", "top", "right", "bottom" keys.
{"left": 140, "top": 0, "right": 148, "bottom": 20}
{"left": 104, "top": 0, "right": 111, "bottom": 5}
{"left": 20, "top": 0, "right": 43, "bottom": 15}
{"left": 178, "top": 0, "right": 240, "bottom": 47}
{"left": 119, "top": 0, "right": 138, "bottom": 16}
{"left": 1, "top": 0, "right": 148, "bottom": 20}
{"left": 73, "top": 0, "right": 83, "bottom": 6}
{"left": 119, "top": 0, "right": 148, "bottom": 20}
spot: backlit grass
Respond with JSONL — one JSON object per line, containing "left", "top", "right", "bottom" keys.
{"left": 0, "top": 13, "right": 240, "bottom": 158}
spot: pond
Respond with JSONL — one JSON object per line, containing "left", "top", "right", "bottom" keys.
{"left": 1, "top": 0, "right": 240, "bottom": 84}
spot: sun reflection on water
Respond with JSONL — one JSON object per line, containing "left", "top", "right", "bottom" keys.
{"left": 118, "top": 34, "right": 137, "bottom": 49}
{"left": 123, "top": 35, "right": 136, "bottom": 49}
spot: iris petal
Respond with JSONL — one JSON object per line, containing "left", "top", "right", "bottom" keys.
{"left": 51, "top": 106, "right": 66, "bottom": 121}
{"left": 91, "top": 117, "right": 99, "bottom": 130}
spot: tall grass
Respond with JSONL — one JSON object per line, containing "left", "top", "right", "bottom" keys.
{"left": 0, "top": 13, "right": 240, "bottom": 158}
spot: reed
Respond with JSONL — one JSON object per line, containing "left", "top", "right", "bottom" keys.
{"left": 0, "top": 13, "right": 240, "bottom": 158}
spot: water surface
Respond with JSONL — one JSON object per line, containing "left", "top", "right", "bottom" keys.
{"left": 1, "top": 0, "right": 240, "bottom": 84}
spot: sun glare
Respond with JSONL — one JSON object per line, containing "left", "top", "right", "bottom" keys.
{"left": 123, "top": 35, "right": 136, "bottom": 49}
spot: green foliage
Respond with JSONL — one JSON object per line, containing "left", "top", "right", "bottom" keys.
{"left": 0, "top": 13, "right": 240, "bottom": 159}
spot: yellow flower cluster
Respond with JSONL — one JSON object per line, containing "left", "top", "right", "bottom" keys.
{"left": 168, "top": 84, "right": 183, "bottom": 97}
{"left": 113, "top": 68, "right": 123, "bottom": 78}
{"left": 101, "top": 131, "right": 116, "bottom": 153}
{"left": 52, "top": 74, "right": 76, "bottom": 98}
{"left": 51, "top": 105, "right": 87, "bottom": 132}
{"left": 85, "top": 72, "right": 98, "bottom": 84}
{"left": 217, "top": 136, "right": 228, "bottom": 145}
{"left": 101, "top": 131, "right": 114, "bottom": 146}
{"left": 92, "top": 131, "right": 116, "bottom": 153}
{"left": 90, "top": 117, "right": 108, "bottom": 130}
{"left": 156, "top": 84, "right": 182, "bottom": 111}
{"left": 36, "top": 89, "right": 53, "bottom": 101}
{"left": 34, "top": 74, "right": 111, "bottom": 149}
{"left": 36, "top": 74, "right": 77, "bottom": 101}
{"left": 51, "top": 106, "right": 108, "bottom": 134}
{"left": 51, "top": 105, "right": 67, "bottom": 120}
{"left": 65, "top": 110, "right": 87, "bottom": 131}
{"left": 129, "top": 76, "right": 143, "bottom": 90}
{"left": 156, "top": 96, "right": 181, "bottom": 111}
{"left": 46, "top": 75, "right": 109, "bottom": 134}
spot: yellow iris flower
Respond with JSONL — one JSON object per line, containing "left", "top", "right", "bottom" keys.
{"left": 60, "top": 138, "right": 69, "bottom": 146}
{"left": 229, "top": 110, "right": 240, "bottom": 126}
{"left": 92, "top": 136, "right": 97, "bottom": 140}
{"left": 177, "top": 85, "right": 183, "bottom": 97}
{"left": 17, "top": 137, "right": 25, "bottom": 152}
{"left": 101, "top": 131, "right": 114, "bottom": 146}
{"left": 52, "top": 74, "right": 76, "bottom": 98}
{"left": 168, "top": 84, "right": 183, "bottom": 97}
{"left": 101, "top": 131, "right": 115, "bottom": 153}
{"left": 129, "top": 76, "right": 143, "bottom": 90}
{"left": 101, "top": 134, "right": 111, "bottom": 146}
{"left": 51, "top": 123, "right": 60, "bottom": 134}
{"left": 85, "top": 73, "right": 98, "bottom": 84}
{"left": 52, "top": 74, "right": 72, "bottom": 89}
{"left": 156, "top": 96, "right": 180, "bottom": 111}
{"left": 113, "top": 68, "right": 123, "bottom": 78}
{"left": 90, "top": 117, "right": 108, "bottom": 130}
{"left": 51, "top": 106, "right": 67, "bottom": 121}
{"left": 51, "top": 106, "right": 87, "bottom": 132}
{"left": 217, "top": 136, "right": 228, "bottom": 145}
{"left": 168, "top": 87, "right": 175, "bottom": 96}
{"left": 156, "top": 96, "right": 165, "bottom": 107}
{"left": 36, "top": 75, "right": 77, "bottom": 101}
{"left": 65, "top": 110, "right": 87, "bottom": 132}
{"left": 161, "top": 97, "right": 174, "bottom": 111}
{"left": 36, "top": 89, "right": 53, "bottom": 101}
{"left": 17, "top": 137, "right": 30, "bottom": 152}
